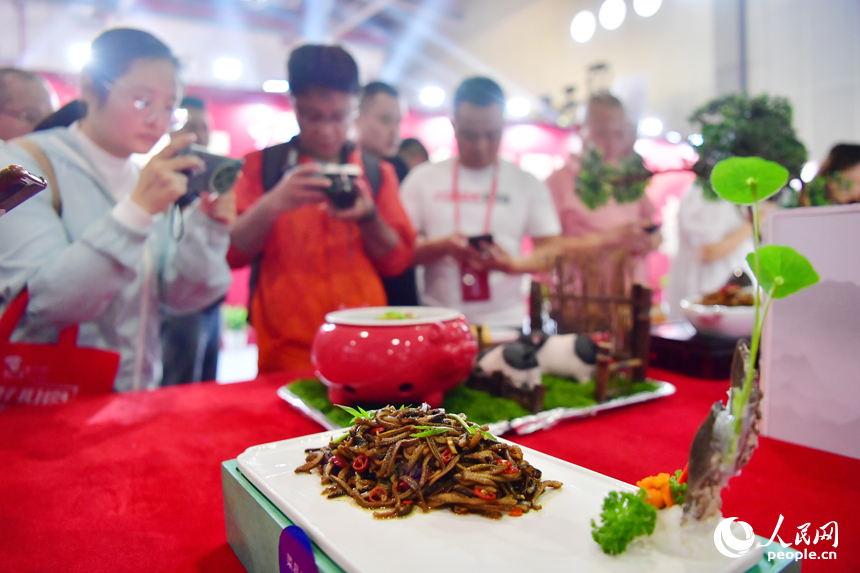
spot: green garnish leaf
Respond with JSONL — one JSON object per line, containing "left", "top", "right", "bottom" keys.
{"left": 479, "top": 429, "right": 498, "bottom": 441}
{"left": 591, "top": 491, "right": 657, "bottom": 555}
{"left": 669, "top": 470, "right": 687, "bottom": 506}
{"left": 335, "top": 404, "right": 374, "bottom": 423}
{"left": 747, "top": 245, "right": 820, "bottom": 299}
{"left": 410, "top": 427, "right": 454, "bottom": 438}
{"left": 332, "top": 432, "right": 349, "bottom": 444}
{"left": 710, "top": 157, "right": 789, "bottom": 204}
{"left": 447, "top": 413, "right": 476, "bottom": 435}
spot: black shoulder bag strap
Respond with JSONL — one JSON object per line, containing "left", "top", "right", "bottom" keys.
{"left": 247, "top": 137, "right": 300, "bottom": 323}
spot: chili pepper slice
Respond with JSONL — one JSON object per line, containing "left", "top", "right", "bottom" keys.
{"left": 371, "top": 427, "right": 384, "bottom": 435}
{"left": 679, "top": 465, "right": 688, "bottom": 485}
{"left": 473, "top": 487, "right": 496, "bottom": 501}
{"left": 352, "top": 454, "right": 369, "bottom": 472}
{"left": 441, "top": 448, "right": 454, "bottom": 464}
{"left": 331, "top": 455, "right": 347, "bottom": 469}
{"left": 509, "top": 507, "right": 523, "bottom": 517}
{"left": 497, "top": 459, "right": 518, "bottom": 474}
{"left": 401, "top": 500, "right": 413, "bottom": 506}
{"left": 397, "top": 480, "right": 410, "bottom": 493}
{"left": 368, "top": 486, "right": 388, "bottom": 503}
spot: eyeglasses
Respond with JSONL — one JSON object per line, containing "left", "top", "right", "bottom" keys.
{"left": 0, "top": 107, "right": 46, "bottom": 127}
{"left": 101, "top": 80, "right": 188, "bottom": 131}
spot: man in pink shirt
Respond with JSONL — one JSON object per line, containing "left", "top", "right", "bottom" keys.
{"left": 545, "top": 93, "right": 659, "bottom": 280}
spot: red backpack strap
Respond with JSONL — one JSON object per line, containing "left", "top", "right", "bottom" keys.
{"left": 0, "top": 289, "right": 29, "bottom": 343}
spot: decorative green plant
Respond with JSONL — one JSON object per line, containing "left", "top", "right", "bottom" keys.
{"left": 576, "top": 146, "right": 652, "bottom": 210}
{"left": 222, "top": 305, "right": 249, "bottom": 331}
{"left": 689, "top": 94, "right": 807, "bottom": 200}
{"left": 709, "top": 157, "right": 819, "bottom": 434}
{"left": 590, "top": 157, "right": 820, "bottom": 556}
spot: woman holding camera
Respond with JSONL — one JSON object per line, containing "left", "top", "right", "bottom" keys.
{"left": 0, "top": 28, "right": 234, "bottom": 391}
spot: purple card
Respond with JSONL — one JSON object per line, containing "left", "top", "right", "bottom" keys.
{"left": 279, "top": 525, "right": 319, "bottom": 573}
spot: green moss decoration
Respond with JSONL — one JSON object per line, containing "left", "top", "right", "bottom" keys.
{"left": 287, "top": 379, "right": 355, "bottom": 427}
{"left": 287, "top": 377, "right": 661, "bottom": 429}
{"left": 441, "top": 385, "right": 531, "bottom": 425}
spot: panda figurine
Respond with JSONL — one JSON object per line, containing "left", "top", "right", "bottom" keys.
{"left": 534, "top": 333, "right": 599, "bottom": 383}
{"left": 476, "top": 340, "right": 542, "bottom": 390}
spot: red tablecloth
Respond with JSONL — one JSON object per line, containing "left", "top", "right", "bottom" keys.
{"left": 0, "top": 369, "right": 856, "bottom": 573}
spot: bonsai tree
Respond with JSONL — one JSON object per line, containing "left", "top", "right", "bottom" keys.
{"left": 689, "top": 94, "right": 807, "bottom": 200}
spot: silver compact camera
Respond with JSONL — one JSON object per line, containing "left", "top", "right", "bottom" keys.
{"left": 319, "top": 163, "right": 363, "bottom": 209}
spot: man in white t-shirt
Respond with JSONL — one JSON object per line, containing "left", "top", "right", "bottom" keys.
{"left": 400, "top": 77, "right": 561, "bottom": 327}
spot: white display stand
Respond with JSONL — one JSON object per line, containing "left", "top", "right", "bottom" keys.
{"left": 761, "top": 204, "right": 860, "bottom": 459}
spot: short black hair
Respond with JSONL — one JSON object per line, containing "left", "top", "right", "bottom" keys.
{"left": 288, "top": 44, "right": 359, "bottom": 96}
{"left": 453, "top": 77, "right": 505, "bottom": 111}
{"left": 360, "top": 81, "right": 398, "bottom": 110}
{"left": 180, "top": 96, "right": 205, "bottom": 110}
{"left": 84, "top": 29, "right": 177, "bottom": 101}
{"left": 399, "top": 137, "right": 428, "bottom": 160}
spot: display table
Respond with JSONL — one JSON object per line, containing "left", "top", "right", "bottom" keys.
{"left": 0, "top": 368, "right": 856, "bottom": 573}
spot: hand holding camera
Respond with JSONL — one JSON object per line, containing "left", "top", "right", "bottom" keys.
{"left": 266, "top": 163, "right": 330, "bottom": 213}
{"left": 132, "top": 134, "right": 205, "bottom": 215}
{"left": 326, "top": 169, "right": 378, "bottom": 223}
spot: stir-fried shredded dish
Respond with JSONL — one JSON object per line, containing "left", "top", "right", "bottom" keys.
{"left": 295, "top": 404, "right": 563, "bottom": 519}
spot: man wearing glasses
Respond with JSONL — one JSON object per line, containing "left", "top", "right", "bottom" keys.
{"left": 0, "top": 68, "right": 54, "bottom": 142}
{"left": 229, "top": 45, "right": 416, "bottom": 373}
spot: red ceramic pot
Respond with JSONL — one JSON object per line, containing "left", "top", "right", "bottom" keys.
{"left": 311, "top": 307, "right": 477, "bottom": 408}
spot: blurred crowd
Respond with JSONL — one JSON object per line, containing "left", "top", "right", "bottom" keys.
{"left": 0, "top": 28, "right": 856, "bottom": 391}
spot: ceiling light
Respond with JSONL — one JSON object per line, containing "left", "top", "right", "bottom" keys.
{"left": 666, "top": 131, "right": 682, "bottom": 144}
{"left": 633, "top": 0, "right": 662, "bottom": 18}
{"left": 68, "top": 43, "right": 91, "bottom": 70}
{"left": 420, "top": 87, "right": 445, "bottom": 107}
{"left": 214, "top": 58, "right": 243, "bottom": 81}
{"left": 687, "top": 133, "right": 704, "bottom": 146}
{"left": 639, "top": 117, "right": 663, "bottom": 137}
{"left": 599, "top": 0, "right": 627, "bottom": 31}
{"left": 263, "top": 79, "right": 290, "bottom": 93}
{"left": 506, "top": 97, "right": 531, "bottom": 118}
{"left": 570, "top": 11, "right": 597, "bottom": 43}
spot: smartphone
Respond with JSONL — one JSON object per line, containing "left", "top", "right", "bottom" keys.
{"left": 468, "top": 234, "right": 494, "bottom": 251}
{"left": 0, "top": 165, "right": 47, "bottom": 216}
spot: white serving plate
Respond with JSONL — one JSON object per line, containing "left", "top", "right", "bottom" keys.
{"left": 680, "top": 293, "right": 756, "bottom": 338}
{"left": 237, "top": 430, "right": 763, "bottom": 573}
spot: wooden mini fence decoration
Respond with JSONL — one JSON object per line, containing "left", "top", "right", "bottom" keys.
{"left": 531, "top": 247, "right": 653, "bottom": 403}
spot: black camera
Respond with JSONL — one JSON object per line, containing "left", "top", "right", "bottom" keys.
{"left": 319, "top": 163, "right": 363, "bottom": 209}
{"left": 175, "top": 144, "right": 244, "bottom": 208}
